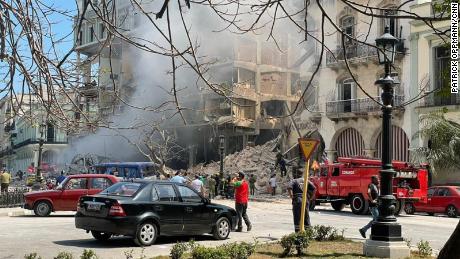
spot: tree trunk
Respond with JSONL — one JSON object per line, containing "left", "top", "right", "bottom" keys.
{"left": 438, "top": 220, "right": 460, "bottom": 258}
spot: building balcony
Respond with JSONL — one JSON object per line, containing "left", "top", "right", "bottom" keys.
{"left": 419, "top": 93, "right": 460, "bottom": 108}
{"left": 326, "top": 40, "right": 406, "bottom": 68}
{"left": 326, "top": 95, "right": 405, "bottom": 120}
{"left": 13, "top": 136, "right": 68, "bottom": 150}
{"left": 78, "top": 82, "right": 98, "bottom": 98}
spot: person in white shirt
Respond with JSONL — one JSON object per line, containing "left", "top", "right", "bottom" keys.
{"left": 191, "top": 175, "right": 204, "bottom": 194}
{"left": 170, "top": 171, "right": 187, "bottom": 184}
{"left": 269, "top": 175, "right": 277, "bottom": 196}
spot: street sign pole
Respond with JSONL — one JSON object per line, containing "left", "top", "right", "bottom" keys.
{"left": 297, "top": 138, "right": 319, "bottom": 232}
{"left": 299, "top": 159, "right": 310, "bottom": 232}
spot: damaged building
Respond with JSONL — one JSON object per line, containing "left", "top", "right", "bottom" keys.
{"left": 170, "top": 34, "right": 313, "bottom": 168}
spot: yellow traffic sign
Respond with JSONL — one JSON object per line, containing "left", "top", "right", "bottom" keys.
{"left": 298, "top": 138, "right": 320, "bottom": 161}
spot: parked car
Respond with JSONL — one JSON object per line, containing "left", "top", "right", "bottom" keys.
{"left": 75, "top": 180, "right": 238, "bottom": 246}
{"left": 404, "top": 186, "right": 460, "bottom": 218}
{"left": 24, "top": 174, "right": 118, "bottom": 216}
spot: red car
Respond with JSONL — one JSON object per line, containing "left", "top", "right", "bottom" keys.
{"left": 24, "top": 174, "right": 118, "bottom": 216}
{"left": 404, "top": 186, "right": 460, "bottom": 218}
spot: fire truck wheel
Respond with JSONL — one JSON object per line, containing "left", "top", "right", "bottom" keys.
{"left": 404, "top": 203, "right": 415, "bottom": 215}
{"left": 350, "top": 194, "right": 368, "bottom": 215}
{"left": 331, "top": 201, "right": 345, "bottom": 211}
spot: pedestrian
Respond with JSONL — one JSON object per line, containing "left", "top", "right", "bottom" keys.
{"left": 287, "top": 168, "right": 316, "bottom": 232}
{"left": 248, "top": 174, "right": 256, "bottom": 196}
{"left": 214, "top": 174, "right": 220, "bottom": 196}
{"left": 208, "top": 175, "right": 216, "bottom": 199}
{"left": 359, "top": 175, "right": 380, "bottom": 238}
{"left": 56, "top": 171, "right": 66, "bottom": 185}
{"left": 269, "top": 174, "right": 277, "bottom": 196}
{"left": 170, "top": 171, "right": 187, "bottom": 184}
{"left": 18, "top": 170, "right": 23, "bottom": 181}
{"left": 191, "top": 175, "right": 205, "bottom": 194}
{"left": 231, "top": 171, "right": 252, "bottom": 232}
{"left": 276, "top": 152, "right": 287, "bottom": 177}
{"left": 1, "top": 169, "right": 12, "bottom": 193}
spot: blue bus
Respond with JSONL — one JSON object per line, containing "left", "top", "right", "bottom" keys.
{"left": 93, "top": 162, "right": 157, "bottom": 179}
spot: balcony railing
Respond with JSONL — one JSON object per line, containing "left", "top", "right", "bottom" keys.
{"left": 13, "top": 136, "right": 68, "bottom": 149}
{"left": 326, "top": 40, "right": 405, "bottom": 66}
{"left": 326, "top": 95, "right": 405, "bottom": 115}
{"left": 421, "top": 93, "right": 460, "bottom": 107}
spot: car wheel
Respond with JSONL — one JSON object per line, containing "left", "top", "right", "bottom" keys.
{"left": 447, "top": 205, "right": 458, "bottom": 218}
{"left": 91, "top": 231, "right": 112, "bottom": 241}
{"left": 404, "top": 203, "right": 415, "bottom": 215}
{"left": 350, "top": 194, "right": 368, "bottom": 215}
{"left": 213, "top": 217, "right": 230, "bottom": 240}
{"left": 394, "top": 199, "right": 404, "bottom": 216}
{"left": 331, "top": 201, "right": 345, "bottom": 211}
{"left": 34, "top": 201, "right": 52, "bottom": 217}
{"left": 134, "top": 222, "right": 158, "bottom": 246}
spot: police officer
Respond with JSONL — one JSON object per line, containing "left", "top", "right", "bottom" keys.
{"left": 287, "top": 168, "right": 316, "bottom": 232}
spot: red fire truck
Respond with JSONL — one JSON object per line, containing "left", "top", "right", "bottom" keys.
{"left": 310, "top": 157, "right": 430, "bottom": 215}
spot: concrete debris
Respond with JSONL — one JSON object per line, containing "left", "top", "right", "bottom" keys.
{"left": 190, "top": 135, "right": 293, "bottom": 194}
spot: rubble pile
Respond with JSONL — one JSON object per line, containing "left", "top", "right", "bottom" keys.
{"left": 191, "top": 136, "right": 293, "bottom": 194}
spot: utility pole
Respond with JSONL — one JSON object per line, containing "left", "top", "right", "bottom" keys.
{"left": 219, "top": 135, "right": 225, "bottom": 195}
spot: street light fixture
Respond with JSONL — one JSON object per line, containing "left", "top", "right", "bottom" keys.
{"left": 376, "top": 26, "right": 398, "bottom": 66}
{"left": 365, "top": 26, "right": 409, "bottom": 258}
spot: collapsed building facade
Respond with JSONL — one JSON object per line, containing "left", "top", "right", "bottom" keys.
{"left": 171, "top": 35, "right": 313, "bottom": 167}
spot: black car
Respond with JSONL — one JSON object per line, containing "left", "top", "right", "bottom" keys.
{"left": 75, "top": 180, "right": 237, "bottom": 246}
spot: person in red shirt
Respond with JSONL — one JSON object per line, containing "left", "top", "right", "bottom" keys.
{"left": 232, "top": 171, "right": 252, "bottom": 232}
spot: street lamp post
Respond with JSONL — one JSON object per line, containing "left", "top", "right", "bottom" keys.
{"left": 219, "top": 135, "right": 225, "bottom": 194}
{"left": 36, "top": 122, "right": 46, "bottom": 184}
{"left": 31, "top": 121, "right": 46, "bottom": 190}
{"left": 364, "top": 26, "right": 409, "bottom": 258}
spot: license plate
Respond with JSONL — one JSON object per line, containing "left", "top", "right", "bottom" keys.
{"left": 87, "top": 203, "right": 102, "bottom": 211}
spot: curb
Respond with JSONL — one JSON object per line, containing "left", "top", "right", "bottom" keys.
{"left": 0, "top": 208, "right": 32, "bottom": 217}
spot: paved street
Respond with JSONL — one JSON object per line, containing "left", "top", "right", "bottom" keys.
{"left": 0, "top": 199, "right": 456, "bottom": 259}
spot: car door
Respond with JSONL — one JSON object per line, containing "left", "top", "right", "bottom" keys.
{"left": 418, "top": 187, "right": 436, "bottom": 212}
{"left": 176, "top": 185, "right": 209, "bottom": 233}
{"left": 153, "top": 184, "right": 184, "bottom": 234}
{"left": 327, "top": 166, "right": 340, "bottom": 196}
{"left": 430, "top": 188, "right": 447, "bottom": 213}
{"left": 58, "top": 177, "right": 89, "bottom": 210}
{"left": 88, "top": 177, "right": 113, "bottom": 195}
{"left": 434, "top": 188, "right": 451, "bottom": 213}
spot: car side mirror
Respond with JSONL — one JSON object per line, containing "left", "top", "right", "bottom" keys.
{"left": 203, "top": 198, "right": 210, "bottom": 204}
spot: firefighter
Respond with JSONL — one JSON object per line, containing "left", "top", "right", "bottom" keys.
{"left": 287, "top": 168, "right": 316, "bottom": 232}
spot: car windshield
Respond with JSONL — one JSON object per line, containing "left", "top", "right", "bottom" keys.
{"left": 100, "top": 182, "right": 143, "bottom": 197}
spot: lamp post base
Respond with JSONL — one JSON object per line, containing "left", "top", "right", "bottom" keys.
{"left": 364, "top": 239, "right": 410, "bottom": 259}
{"left": 371, "top": 222, "right": 403, "bottom": 241}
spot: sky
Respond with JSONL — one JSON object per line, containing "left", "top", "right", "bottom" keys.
{"left": 0, "top": 1, "right": 78, "bottom": 98}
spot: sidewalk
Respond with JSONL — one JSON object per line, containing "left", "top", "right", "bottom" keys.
{"left": 0, "top": 207, "right": 32, "bottom": 217}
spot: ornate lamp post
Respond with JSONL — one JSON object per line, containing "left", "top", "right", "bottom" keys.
{"left": 364, "top": 26, "right": 409, "bottom": 258}
{"left": 31, "top": 121, "right": 46, "bottom": 190}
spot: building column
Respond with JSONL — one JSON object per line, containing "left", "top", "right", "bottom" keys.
{"left": 325, "top": 150, "right": 337, "bottom": 162}
{"left": 364, "top": 149, "right": 376, "bottom": 158}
